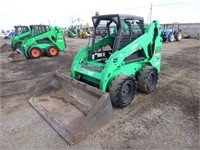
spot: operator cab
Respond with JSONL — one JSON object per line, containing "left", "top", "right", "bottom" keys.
{"left": 14, "top": 26, "right": 30, "bottom": 36}
{"left": 29, "top": 25, "right": 53, "bottom": 44}
{"left": 89, "top": 14, "right": 144, "bottom": 62}
{"left": 29, "top": 25, "right": 50, "bottom": 36}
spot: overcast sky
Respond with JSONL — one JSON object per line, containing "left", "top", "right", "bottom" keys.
{"left": 0, "top": 0, "right": 199, "bottom": 30}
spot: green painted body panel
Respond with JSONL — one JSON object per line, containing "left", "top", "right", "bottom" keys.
{"left": 11, "top": 31, "right": 31, "bottom": 50}
{"left": 71, "top": 19, "right": 162, "bottom": 92}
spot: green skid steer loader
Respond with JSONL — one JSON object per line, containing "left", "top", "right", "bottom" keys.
{"left": 28, "top": 14, "right": 163, "bottom": 145}
{"left": 8, "top": 25, "right": 66, "bottom": 62}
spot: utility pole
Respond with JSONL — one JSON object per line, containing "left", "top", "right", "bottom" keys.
{"left": 146, "top": 3, "right": 153, "bottom": 24}
{"left": 150, "top": 3, "right": 153, "bottom": 23}
{"left": 48, "top": 19, "right": 51, "bottom": 26}
{"left": 70, "top": 15, "right": 73, "bottom": 25}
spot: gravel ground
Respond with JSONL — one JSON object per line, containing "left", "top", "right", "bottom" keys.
{"left": 0, "top": 37, "right": 199, "bottom": 150}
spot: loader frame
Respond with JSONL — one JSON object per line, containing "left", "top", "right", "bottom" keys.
{"left": 11, "top": 25, "right": 31, "bottom": 50}
{"left": 71, "top": 14, "right": 162, "bottom": 92}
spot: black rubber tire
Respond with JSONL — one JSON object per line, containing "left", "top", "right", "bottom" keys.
{"left": 28, "top": 47, "right": 42, "bottom": 59}
{"left": 162, "top": 38, "right": 167, "bottom": 42}
{"left": 109, "top": 75, "right": 137, "bottom": 108}
{"left": 175, "top": 31, "right": 182, "bottom": 41}
{"left": 168, "top": 33, "right": 174, "bottom": 42}
{"left": 137, "top": 66, "right": 158, "bottom": 94}
{"left": 47, "top": 46, "right": 59, "bottom": 57}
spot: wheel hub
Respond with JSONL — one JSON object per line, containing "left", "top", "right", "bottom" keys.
{"left": 121, "top": 81, "right": 133, "bottom": 103}
{"left": 122, "top": 84, "right": 129, "bottom": 98}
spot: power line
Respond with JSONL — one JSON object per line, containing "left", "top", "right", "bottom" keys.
{"left": 104, "top": 0, "right": 199, "bottom": 12}
{"left": 112, "top": 5, "right": 149, "bottom": 11}
{"left": 154, "top": 0, "right": 198, "bottom": 7}
{"left": 67, "top": 0, "right": 198, "bottom": 20}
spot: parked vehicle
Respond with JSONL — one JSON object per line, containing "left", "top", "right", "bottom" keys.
{"left": 8, "top": 25, "right": 66, "bottom": 62}
{"left": 162, "top": 23, "right": 182, "bottom": 42}
{"left": 0, "top": 30, "right": 15, "bottom": 39}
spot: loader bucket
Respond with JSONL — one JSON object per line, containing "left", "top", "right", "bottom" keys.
{"left": 28, "top": 72, "right": 113, "bottom": 145}
{"left": 7, "top": 49, "right": 26, "bottom": 62}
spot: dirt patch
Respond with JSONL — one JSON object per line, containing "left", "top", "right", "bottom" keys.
{"left": 0, "top": 40, "right": 12, "bottom": 52}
